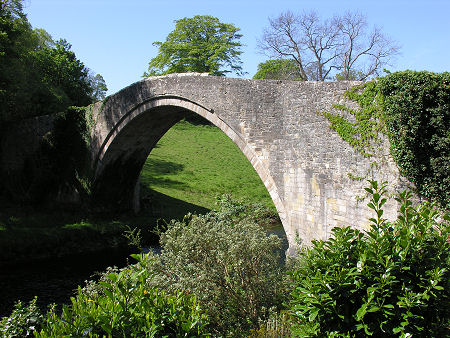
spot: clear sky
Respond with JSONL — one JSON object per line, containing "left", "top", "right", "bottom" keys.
{"left": 24, "top": 0, "right": 450, "bottom": 95}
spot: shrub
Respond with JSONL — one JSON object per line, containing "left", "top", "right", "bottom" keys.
{"left": 288, "top": 181, "right": 449, "bottom": 337}
{"left": 146, "top": 195, "right": 286, "bottom": 336}
{"left": 35, "top": 254, "right": 209, "bottom": 337}
{"left": 0, "top": 297, "right": 43, "bottom": 337}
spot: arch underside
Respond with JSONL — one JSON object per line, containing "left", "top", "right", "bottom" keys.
{"left": 92, "top": 96, "right": 292, "bottom": 241}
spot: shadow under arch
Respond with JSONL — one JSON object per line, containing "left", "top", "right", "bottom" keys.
{"left": 92, "top": 95, "right": 292, "bottom": 242}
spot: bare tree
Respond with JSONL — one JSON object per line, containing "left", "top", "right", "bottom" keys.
{"left": 258, "top": 10, "right": 400, "bottom": 81}
{"left": 298, "top": 11, "right": 342, "bottom": 80}
{"left": 337, "top": 12, "right": 400, "bottom": 80}
{"left": 259, "top": 11, "right": 309, "bottom": 81}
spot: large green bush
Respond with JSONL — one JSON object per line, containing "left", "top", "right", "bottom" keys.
{"left": 288, "top": 181, "right": 449, "bottom": 337}
{"left": 146, "top": 195, "right": 285, "bottom": 336}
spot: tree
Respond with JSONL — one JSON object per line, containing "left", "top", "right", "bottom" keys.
{"left": 1, "top": 0, "right": 107, "bottom": 122}
{"left": 253, "top": 59, "right": 304, "bottom": 80}
{"left": 144, "top": 15, "right": 244, "bottom": 77}
{"left": 44, "top": 39, "right": 93, "bottom": 107}
{"left": 89, "top": 72, "right": 108, "bottom": 101}
{"left": 259, "top": 10, "right": 400, "bottom": 81}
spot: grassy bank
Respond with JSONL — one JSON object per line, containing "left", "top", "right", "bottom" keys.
{"left": 0, "top": 120, "right": 278, "bottom": 263}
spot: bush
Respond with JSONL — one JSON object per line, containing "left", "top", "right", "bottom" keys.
{"left": 288, "top": 181, "right": 449, "bottom": 337}
{"left": 146, "top": 195, "right": 286, "bottom": 336}
{"left": 34, "top": 254, "right": 209, "bottom": 337}
{"left": 0, "top": 297, "right": 43, "bottom": 337}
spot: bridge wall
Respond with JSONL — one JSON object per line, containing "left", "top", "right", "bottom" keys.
{"left": 91, "top": 74, "right": 403, "bottom": 250}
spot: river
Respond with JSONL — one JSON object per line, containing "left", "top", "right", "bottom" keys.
{"left": 0, "top": 248, "right": 132, "bottom": 318}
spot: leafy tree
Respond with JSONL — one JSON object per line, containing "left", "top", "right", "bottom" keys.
{"left": 40, "top": 39, "right": 93, "bottom": 107}
{"left": 0, "top": 0, "right": 36, "bottom": 121}
{"left": 0, "top": 0, "right": 106, "bottom": 123}
{"left": 253, "top": 59, "right": 304, "bottom": 81}
{"left": 0, "top": 0, "right": 107, "bottom": 205}
{"left": 144, "top": 15, "right": 244, "bottom": 77}
{"left": 89, "top": 72, "right": 108, "bottom": 101}
{"left": 259, "top": 10, "right": 399, "bottom": 81}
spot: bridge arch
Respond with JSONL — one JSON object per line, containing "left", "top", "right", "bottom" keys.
{"left": 92, "top": 95, "right": 293, "bottom": 242}
{"left": 87, "top": 74, "right": 403, "bottom": 250}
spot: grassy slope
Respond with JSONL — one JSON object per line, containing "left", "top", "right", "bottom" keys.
{"left": 140, "top": 121, "right": 275, "bottom": 215}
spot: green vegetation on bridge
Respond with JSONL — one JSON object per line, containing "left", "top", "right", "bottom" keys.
{"left": 323, "top": 71, "right": 449, "bottom": 209}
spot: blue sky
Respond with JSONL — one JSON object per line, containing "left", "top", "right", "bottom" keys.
{"left": 24, "top": 0, "right": 449, "bottom": 95}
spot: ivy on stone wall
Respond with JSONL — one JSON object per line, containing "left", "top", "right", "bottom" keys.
{"left": 322, "top": 81, "right": 385, "bottom": 157}
{"left": 0, "top": 106, "right": 94, "bottom": 205}
{"left": 324, "top": 71, "right": 450, "bottom": 209}
{"left": 379, "top": 71, "right": 450, "bottom": 209}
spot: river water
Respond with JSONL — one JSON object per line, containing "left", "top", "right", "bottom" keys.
{"left": 0, "top": 249, "right": 132, "bottom": 318}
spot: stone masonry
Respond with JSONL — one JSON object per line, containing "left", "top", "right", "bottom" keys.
{"left": 88, "top": 73, "right": 402, "bottom": 252}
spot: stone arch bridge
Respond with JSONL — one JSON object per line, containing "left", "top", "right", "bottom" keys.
{"left": 90, "top": 73, "right": 401, "bottom": 250}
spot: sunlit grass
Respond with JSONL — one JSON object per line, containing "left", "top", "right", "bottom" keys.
{"left": 140, "top": 120, "right": 275, "bottom": 212}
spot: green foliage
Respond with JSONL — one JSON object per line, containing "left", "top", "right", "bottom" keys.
{"left": 0, "top": 0, "right": 105, "bottom": 123}
{"left": 35, "top": 254, "right": 209, "bottom": 337}
{"left": 40, "top": 39, "right": 93, "bottom": 107}
{"left": 89, "top": 73, "right": 108, "bottom": 101}
{"left": 323, "top": 71, "right": 449, "bottom": 208}
{"left": 253, "top": 59, "right": 304, "bottom": 81}
{"left": 144, "top": 15, "right": 243, "bottom": 77}
{"left": 322, "top": 81, "right": 385, "bottom": 157}
{"left": 0, "top": 297, "right": 43, "bottom": 337}
{"left": 288, "top": 180, "right": 449, "bottom": 337}
{"left": 145, "top": 196, "right": 285, "bottom": 336}
{"left": 378, "top": 71, "right": 450, "bottom": 209}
